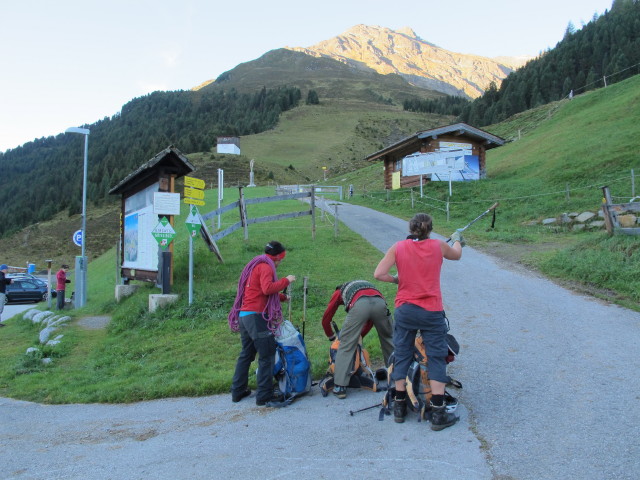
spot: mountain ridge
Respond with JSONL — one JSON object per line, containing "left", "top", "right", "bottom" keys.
{"left": 286, "top": 24, "right": 532, "bottom": 98}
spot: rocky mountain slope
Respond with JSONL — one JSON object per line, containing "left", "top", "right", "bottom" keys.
{"left": 288, "top": 25, "right": 531, "bottom": 98}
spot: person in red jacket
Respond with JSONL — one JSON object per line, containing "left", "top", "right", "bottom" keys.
{"left": 55, "top": 264, "right": 71, "bottom": 310}
{"left": 321, "top": 280, "right": 394, "bottom": 399}
{"left": 228, "top": 241, "right": 296, "bottom": 406}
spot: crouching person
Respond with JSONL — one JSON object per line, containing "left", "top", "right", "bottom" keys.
{"left": 321, "top": 280, "right": 394, "bottom": 399}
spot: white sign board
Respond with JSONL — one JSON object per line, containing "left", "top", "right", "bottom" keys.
{"left": 402, "top": 152, "right": 466, "bottom": 176}
{"left": 123, "top": 182, "right": 160, "bottom": 272}
{"left": 153, "top": 192, "right": 181, "bottom": 215}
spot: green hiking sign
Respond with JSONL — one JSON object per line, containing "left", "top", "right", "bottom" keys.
{"left": 152, "top": 216, "right": 176, "bottom": 249}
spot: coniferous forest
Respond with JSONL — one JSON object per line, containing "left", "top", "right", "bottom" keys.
{"left": 0, "top": 86, "right": 301, "bottom": 236}
{"left": 1, "top": 1, "right": 638, "bottom": 238}
{"left": 457, "top": 0, "right": 640, "bottom": 126}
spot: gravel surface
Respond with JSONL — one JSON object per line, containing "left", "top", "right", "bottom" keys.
{"left": 2, "top": 201, "right": 639, "bottom": 480}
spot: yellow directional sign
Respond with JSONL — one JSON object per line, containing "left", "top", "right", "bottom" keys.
{"left": 184, "top": 197, "right": 205, "bottom": 206}
{"left": 184, "top": 176, "right": 205, "bottom": 190}
{"left": 184, "top": 187, "right": 205, "bottom": 200}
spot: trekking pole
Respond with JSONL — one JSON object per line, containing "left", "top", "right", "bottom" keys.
{"left": 331, "top": 320, "right": 340, "bottom": 336}
{"left": 445, "top": 202, "right": 499, "bottom": 243}
{"left": 349, "top": 403, "right": 382, "bottom": 416}
{"left": 302, "top": 276, "right": 308, "bottom": 339}
{"left": 287, "top": 283, "right": 292, "bottom": 323}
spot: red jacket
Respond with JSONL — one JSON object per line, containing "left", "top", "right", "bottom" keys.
{"left": 56, "top": 269, "right": 69, "bottom": 291}
{"left": 240, "top": 263, "right": 289, "bottom": 313}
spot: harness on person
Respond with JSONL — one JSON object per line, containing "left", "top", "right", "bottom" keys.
{"left": 319, "top": 321, "right": 388, "bottom": 396}
{"left": 269, "top": 320, "right": 312, "bottom": 407}
{"left": 379, "top": 332, "right": 462, "bottom": 421}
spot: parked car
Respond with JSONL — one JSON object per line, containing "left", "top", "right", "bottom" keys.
{"left": 7, "top": 273, "right": 47, "bottom": 286}
{"left": 4, "top": 278, "right": 52, "bottom": 304}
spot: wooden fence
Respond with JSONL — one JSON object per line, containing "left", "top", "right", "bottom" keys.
{"left": 201, "top": 186, "right": 318, "bottom": 247}
{"left": 601, "top": 186, "right": 640, "bottom": 236}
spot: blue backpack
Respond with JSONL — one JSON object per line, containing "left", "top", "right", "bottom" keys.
{"left": 271, "top": 320, "right": 312, "bottom": 407}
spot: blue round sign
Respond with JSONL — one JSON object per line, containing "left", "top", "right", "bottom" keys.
{"left": 73, "top": 229, "right": 83, "bottom": 247}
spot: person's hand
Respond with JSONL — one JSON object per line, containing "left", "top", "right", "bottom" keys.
{"left": 450, "top": 229, "right": 466, "bottom": 247}
{"left": 286, "top": 275, "right": 296, "bottom": 283}
{"left": 328, "top": 334, "right": 336, "bottom": 342}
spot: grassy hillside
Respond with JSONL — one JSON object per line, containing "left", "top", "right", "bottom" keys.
{"left": 344, "top": 74, "right": 640, "bottom": 308}
{"left": 240, "top": 99, "right": 453, "bottom": 180}
{"left": 1, "top": 76, "right": 639, "bottom": 404}
{"left": 199, "top": 49, "right": 446, "bottom": 106}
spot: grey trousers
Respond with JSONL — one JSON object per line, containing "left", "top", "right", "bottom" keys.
{"left": 334, "top": 295, "right": 394, "bottom": 386}
{"left": 231, "top": 314, "right": 277, "bottom": 404}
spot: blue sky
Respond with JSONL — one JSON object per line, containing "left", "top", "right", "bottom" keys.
{"left": 0, "top": 0, "right": 614, "bottom": 152}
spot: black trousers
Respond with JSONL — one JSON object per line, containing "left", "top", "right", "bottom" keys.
{"left": 56, "top": 290, "right": 65, "bottom": 310}
{"left": 231, "top": 314, "right": 276, "bottom": 403}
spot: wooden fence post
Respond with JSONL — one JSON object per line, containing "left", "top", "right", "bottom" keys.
{"left": 310, "top": 186, "right": 316, "bottom": 241}
{"left": 601, "top": 185, "right": 614, "bottom": 235}
{"left": 238, "top": 187, "right": 248, "bottom": 240}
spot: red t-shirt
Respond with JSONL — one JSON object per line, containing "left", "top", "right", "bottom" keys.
{"left": 240, "top": 263, "right": 289, "bottom": 313}
{"left": 394, "top": 238, "right": 443, "bottom": 311}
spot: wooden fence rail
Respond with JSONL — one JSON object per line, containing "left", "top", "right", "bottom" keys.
{"left": 601, "top": 185, "right": 640, "bottom": 236}
{"left": 201, "top": 186, "right": 318, "bottom": 245}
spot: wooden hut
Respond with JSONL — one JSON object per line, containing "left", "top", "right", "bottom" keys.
{"left": 365, "top": 123, "right": 505, "bottom": 189}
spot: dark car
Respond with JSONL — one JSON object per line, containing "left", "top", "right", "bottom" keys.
{"left": 6, "top": 273, "right": 47, "bottom": 287}
{"left": 4, "top": 278, "right": 51, "bottom": 304}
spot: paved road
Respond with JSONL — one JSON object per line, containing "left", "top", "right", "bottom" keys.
{"left": 3, "top": 202, "right": 639, "bottom": 479}
{"left": 2, "top": 302, "right": 41, "bottom": 324}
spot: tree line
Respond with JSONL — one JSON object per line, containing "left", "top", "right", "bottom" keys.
{"left": 458, "top": 0, "right": 640, "bottom": 126}
{"left": 0, "top": 86, "right": 302, "bottom": 237}
{"left": 402, "top": 1, "right": 639, "bottom": 126}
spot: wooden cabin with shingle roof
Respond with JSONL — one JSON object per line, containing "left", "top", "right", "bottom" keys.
{"left": 365, "top": 123, "right": 505, "bottom": 189}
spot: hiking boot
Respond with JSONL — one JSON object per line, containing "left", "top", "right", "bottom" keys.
{"left": 333, "top": 385, "right": 347, "bottom": 399}
{"left": 430, "top": 403, "right": 459, "bottom": 431}
{"left": 256, "top": 392, "right": 285, "bottom": 406}
{"left": 394, "top": 397, "right": 407, "bottom": 423}
{"left": 231, "top": 389, "right": 251, "bottom": 403}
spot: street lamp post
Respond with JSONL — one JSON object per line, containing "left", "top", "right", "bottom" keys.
{"left": 65, "top": 127, "right": 90, "bottom": 307}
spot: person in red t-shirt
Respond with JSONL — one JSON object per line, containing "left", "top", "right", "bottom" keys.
{"left": 321, "top": 280, "right": 393, "bottom": 399}
{"left": 374, "top": 213, "right": 464, "bottom": 430}
{"left": 228, "top": 241, "right": 296, "bottom": 406}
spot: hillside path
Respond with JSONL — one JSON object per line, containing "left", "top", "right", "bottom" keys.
{"left": 2, "top": 202, "right": 639, "bottom": 480}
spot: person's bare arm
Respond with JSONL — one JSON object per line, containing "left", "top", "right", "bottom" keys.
{"left": 374, "top": 244, "right": 398, "bottom": 284}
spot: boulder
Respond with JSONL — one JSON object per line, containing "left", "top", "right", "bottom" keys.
{"left": 33, "top": 311, "right": 55, "bottom": 325}
{"left": 588, "top": 220, "right": 606, "bottom": 229}
{"left": 617, "top": 214, "right": 637, "bottom": 227}
{"left": 542, "top": 218, "right": 557, "bottom": 225}
{"left": 39, "top": 326, "right": 57, "bottom": 344}
{"left": 576, "top": 211, "right": 596, "bottom": 223}
{"left": 23, "top": 309, "right": 40, "bottom": 321}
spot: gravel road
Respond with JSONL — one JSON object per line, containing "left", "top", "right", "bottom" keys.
{"left": 2, "top": 202, "right": 639, "bottom": 480}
